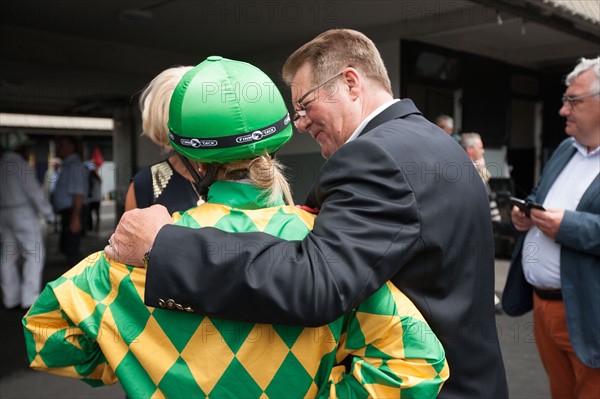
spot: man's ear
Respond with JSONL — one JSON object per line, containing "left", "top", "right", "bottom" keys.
{"left": 342, "top": 68, "right": 361, "bottom": 100}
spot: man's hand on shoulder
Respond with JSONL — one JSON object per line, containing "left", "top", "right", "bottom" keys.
{"left": 105, "top": 204, "right": 172, "bottom": 267}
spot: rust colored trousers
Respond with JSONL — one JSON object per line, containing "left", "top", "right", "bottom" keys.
{"left": 533, "top": 293, "right": 600, "bottom": 399}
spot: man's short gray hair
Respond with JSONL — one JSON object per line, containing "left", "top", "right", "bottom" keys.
{"left": 435, "top": 114, "right": 454, "bottom": 130}
{"left": 459, "top": 132, "right": 481, "bottom": 150}
{"left": 565, "top": 56, "right": 600, "bottom": 97}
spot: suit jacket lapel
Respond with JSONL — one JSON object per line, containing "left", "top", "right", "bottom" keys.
{"left": 578, "top": 174, "right": 600, "bottom": 210}
{"left": 359, "top": 99, "right": 422, "bottom": 138}
{"left": 536, "top": 143, "right": 577, "bottom": 203}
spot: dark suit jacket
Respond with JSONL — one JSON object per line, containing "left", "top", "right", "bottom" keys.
{"left": 502, "top": 137, "right": 600, "bottom": 368}
{"left": 147, "top": 100, "right": 508, "bottom": 398}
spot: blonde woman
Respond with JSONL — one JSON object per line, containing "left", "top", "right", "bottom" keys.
{"left": 125, "top": 66, "right": 204, "bottom": 214}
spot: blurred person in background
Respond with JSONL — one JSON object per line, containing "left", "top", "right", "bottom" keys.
{"left": 125, "top": 66, "right": 204, "bottom": 215}
{"left": 460, "top": 132, "right": 502, "bottom": 225}
{"left": 43, "top": 156, "right": 61, "bottom": 233}
{"left": 42, "top": 157, "right": 61, "bottom": 202}
{"left": 84, "top": 161, "right": 102, "bottom": 233}
{"left": 0, "top": 131, "right": 54, "bottom": 309}
{"left": 460, "top": 132, "right": 503, "bottom": 313}
{"left": 52, "top": 135, "right": 88, "bottom": 265}
{"left": 503, "top": 56, "right": 600, "bottom": 398}
{"left": 435, "top": 114, "right": 460, "bottom": 141}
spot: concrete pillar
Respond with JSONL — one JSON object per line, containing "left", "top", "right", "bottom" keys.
{"left": 111, "top": 103, "right": 140, "bottom": 220}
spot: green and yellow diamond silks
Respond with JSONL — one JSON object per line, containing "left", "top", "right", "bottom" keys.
{"left": 23, "top": 181, "right": 449, "bottom": 398}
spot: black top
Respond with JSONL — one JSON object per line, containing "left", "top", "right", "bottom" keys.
{"left": 132, "top": 159, "right": 199, "bottom": 215}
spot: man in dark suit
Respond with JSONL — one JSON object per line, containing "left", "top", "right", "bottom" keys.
{"left": 107, "top": 29, "right": 508, "bottom": 398}
{"left": 503, "top": 56, "right": 600, "bottom": 398}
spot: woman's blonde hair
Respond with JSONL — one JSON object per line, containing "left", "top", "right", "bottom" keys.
{"left": 139, "top": 66, "right": 193, "bottom": 152}
{"left": 215, "top": 154, "right": 294, "bottom": 206}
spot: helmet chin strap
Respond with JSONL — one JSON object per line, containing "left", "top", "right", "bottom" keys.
{"left": 177, "top": 154, "right": 219, "bottom": 197}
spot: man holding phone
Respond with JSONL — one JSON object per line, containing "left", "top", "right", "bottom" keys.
{"left": 508, "top": 197, "right": 545, "bottom": 218}
{"left": 503, "top": 57, "right": 600, "bottom": 398}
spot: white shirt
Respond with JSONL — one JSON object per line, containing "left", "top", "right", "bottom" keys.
{"left": 345, "top": 99, "right": 400, "bottom": 144}
{"left": 523, "top": 140, "right": 600, "bottom": 289}
{"left": 0, "top": 151, "right": 54, "bottom": 219}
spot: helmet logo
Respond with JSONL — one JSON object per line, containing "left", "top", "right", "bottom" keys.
{"left": 181, "top": 138, "right": 218, "bottom": 148}
{"left": 236, "top": 126, "right": 276, "bottom": 144}
{"left": 251, "top": 130, "right": 264, "bottom": 141}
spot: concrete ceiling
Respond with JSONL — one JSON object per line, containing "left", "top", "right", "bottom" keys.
{"left": 1, "top": 0, "right": 598, "bottom": 117}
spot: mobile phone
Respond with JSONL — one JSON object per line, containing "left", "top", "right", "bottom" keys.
{"left": 509, "top": 197, "right": 546, "bottom": 217}
{"left": 527, "top": 201, "right": 546, "bottom": 211}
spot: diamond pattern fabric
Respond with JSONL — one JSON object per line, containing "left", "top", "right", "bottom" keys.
{"left": 23, "top": 181, "right": 448, "bottom": 398}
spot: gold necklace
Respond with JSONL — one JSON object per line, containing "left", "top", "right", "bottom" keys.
{"left": 170, "top": 154, "right": 205, "bottom": 206}
{"left": 189, "top": 180, "right": 205, "bottom": 206}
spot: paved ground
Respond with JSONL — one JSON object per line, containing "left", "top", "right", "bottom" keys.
{"left": 1, "top": 201, "right": 550, "bottom": 398}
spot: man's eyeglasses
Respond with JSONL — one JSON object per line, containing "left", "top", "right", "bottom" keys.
{"left": 561, "top": 92, "right": 599, "bottom": 109}
{"left": 293, "top": 71, "right": 344, "bottom": 127}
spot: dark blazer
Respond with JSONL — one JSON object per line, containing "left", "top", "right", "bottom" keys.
{"left": 502, "top": 137, "right": 600, "bottom": 368}
{"left": 146, "top": 100, "right": 508, "bottom": 398}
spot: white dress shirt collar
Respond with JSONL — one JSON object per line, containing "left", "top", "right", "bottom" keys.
{"left": 572, "top": 137, "right": 600, "bottom": 157}
{"left": 345, "top": 99, "right": 400, "bottom": 144}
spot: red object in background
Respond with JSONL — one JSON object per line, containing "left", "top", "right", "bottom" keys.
{"left": 91, "top": 146, "right": 104, "bottom": 167}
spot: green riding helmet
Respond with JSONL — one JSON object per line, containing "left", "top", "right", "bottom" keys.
{"left": 168, "top": 56, "right": 293, "bottom": 163}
